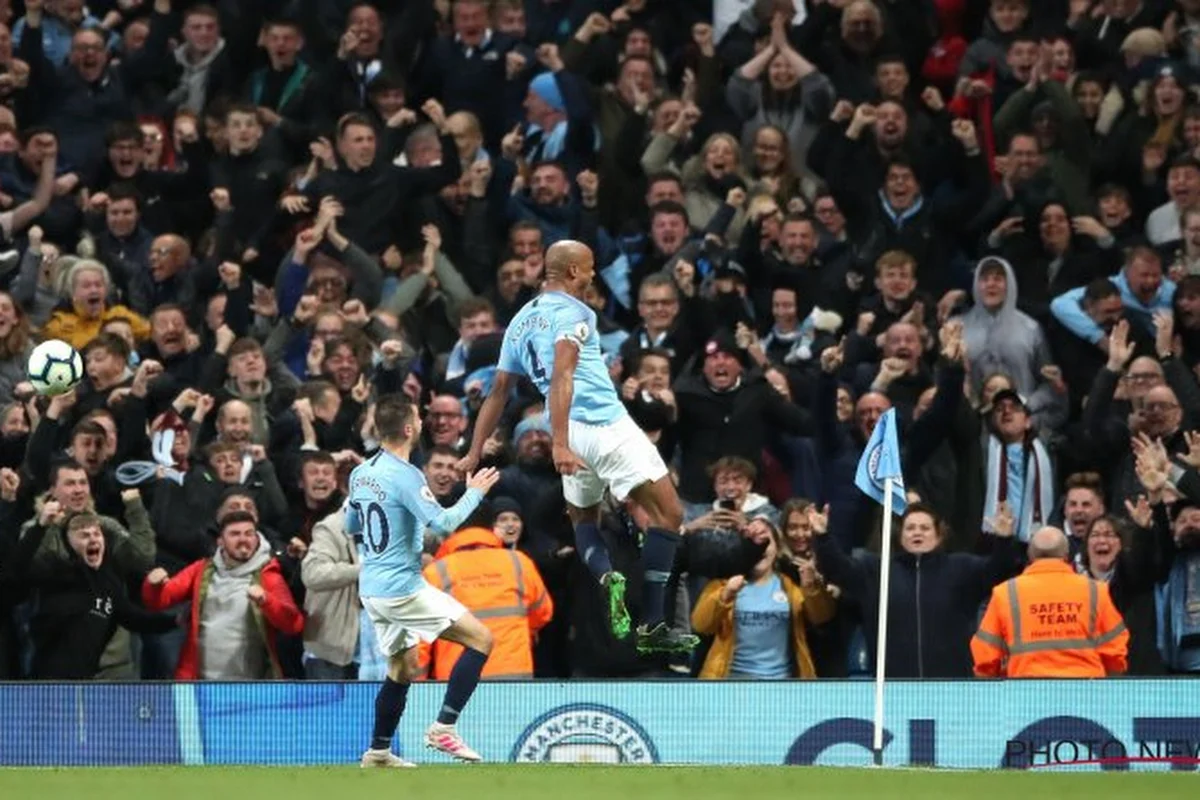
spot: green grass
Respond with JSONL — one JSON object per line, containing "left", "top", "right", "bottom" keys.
{"left": 0, "top": 766, "right": 1197, "bottom": 800}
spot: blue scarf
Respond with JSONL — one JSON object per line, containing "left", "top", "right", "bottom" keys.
{"left": 1156, "top": 551, "right": 1200, "bottom": 671}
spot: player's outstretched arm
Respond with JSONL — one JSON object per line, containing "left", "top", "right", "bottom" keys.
{"left": 549, "top": 341, "right": 585, "bottom": 474}
{"left": 427, "top": 468, "right": 502, "bottom": 535}
{"left": 457, "top": 371, "right": 514, "bottom": 474}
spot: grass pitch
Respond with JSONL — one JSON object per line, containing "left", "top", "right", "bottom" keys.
{"left": 0, "top": 765, "right": 1197, "bottom": 799}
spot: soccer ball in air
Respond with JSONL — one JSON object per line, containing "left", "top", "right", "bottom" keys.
{"left": 27, "top": 339, "right": 84, "bottom": 396}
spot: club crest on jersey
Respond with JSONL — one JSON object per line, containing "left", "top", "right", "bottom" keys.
{"left": 420, "top": 486, "right": 437, "bottom": 503}
{"left": 510, "top": 703, "right": 658, "bottom": 763}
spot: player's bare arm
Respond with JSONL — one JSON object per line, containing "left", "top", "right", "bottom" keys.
{"left": 456, "top": 369, "right": 515, "bottom": 474}
{"left": 550, "top": 340, "right": 585, "bottom": 475}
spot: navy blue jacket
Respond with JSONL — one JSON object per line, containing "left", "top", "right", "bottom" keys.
{"left": 813, "top": 534, "right": 1021, "bottom": 678}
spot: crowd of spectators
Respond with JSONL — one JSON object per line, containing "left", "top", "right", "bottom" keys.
{"left": 0, "top": 0, "right": 1198, "bottom": 682}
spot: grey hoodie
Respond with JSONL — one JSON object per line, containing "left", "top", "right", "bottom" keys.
{"left": 199, "top": 533, "right": 271, "bottom": 680}
{"left": 169, "top": 40, "right": 227, "bottom": 114}
{"left": 955, "top": 257, "right": 1066, "bottom": 433}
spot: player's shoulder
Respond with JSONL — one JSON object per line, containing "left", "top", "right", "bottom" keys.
{"left": 354, "top": 450, "right": 420, "bottom": 484}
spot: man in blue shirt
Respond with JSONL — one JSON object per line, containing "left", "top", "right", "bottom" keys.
{"left": 458, "top": 240, "right": 697, "bottom": 655}
{"left": 348, "top": 395, "right": 500, "bottom": 768}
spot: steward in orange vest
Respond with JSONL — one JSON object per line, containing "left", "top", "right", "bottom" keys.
{"left": 418, "top": 526, "right": 553, "bottom": 680}
{"left": 972, "top": 527, "right": 1129, "bottom": 678}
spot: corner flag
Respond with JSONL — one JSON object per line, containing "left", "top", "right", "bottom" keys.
{"left": 854, "top": 407, "right": 907, "bottom": 515}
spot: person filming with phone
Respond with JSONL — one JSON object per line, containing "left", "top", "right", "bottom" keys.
{"left": 683, "top": 457, "right": 780, "bottom": 533}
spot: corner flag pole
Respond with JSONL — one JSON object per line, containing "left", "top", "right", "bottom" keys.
{"left": 871, "top": 476, "right": 894, "bottom": 767}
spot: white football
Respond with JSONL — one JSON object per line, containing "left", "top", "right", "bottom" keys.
{"left": 27, "top": 339, "right": 84, "bottom": 396}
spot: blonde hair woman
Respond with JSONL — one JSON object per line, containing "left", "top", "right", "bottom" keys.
{"left": 692, "top": 516, "right": 836, "bottom": 679}
{"left": 641, "top": 124, "right": 748, "bottom": 237}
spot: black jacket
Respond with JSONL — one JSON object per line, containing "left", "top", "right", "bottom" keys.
{"left": 672, "top": 368, "right": 814, "bottom": 502}
{"left": 19, "top": 525, "right": 174, "bottom": 680}
{"left": 814, "top": 534, "right": 1020, "bottom": 678}
{"left": 302, "top": 137, "right": 462, "bottom": 255}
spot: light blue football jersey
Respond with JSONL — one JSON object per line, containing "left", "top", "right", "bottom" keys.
{"left": 498, "top": 291, "right": 625, "bottom": 426}
{"left": 346, "top": 449, "right": 444, "bottom": 599}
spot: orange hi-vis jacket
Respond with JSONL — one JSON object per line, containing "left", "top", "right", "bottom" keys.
{"left": 971, "top": 559, "right": 1129, "bottom": 678}
{"left": 417, "top": 527, "right": 553, "bottom": 680}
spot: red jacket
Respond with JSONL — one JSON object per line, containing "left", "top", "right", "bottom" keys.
{"left": 142, "top": 556, "right": 304, "bottom": 679}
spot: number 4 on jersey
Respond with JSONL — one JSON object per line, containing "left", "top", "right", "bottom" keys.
{"left": 526, "top": 341, "right": 546, "bottom": 380}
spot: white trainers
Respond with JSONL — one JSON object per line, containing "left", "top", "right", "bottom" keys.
{"left": 424, "top": 722, "right": 482, "bottom": 762}
{"left": 360, "top": 748, "right": 417, "bottom": 768}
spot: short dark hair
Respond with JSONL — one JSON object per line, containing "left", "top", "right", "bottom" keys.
{"left": 184, "top": 3, "right": 220, "bottom": 21}
{"left": 530, "top": 160, "right": 567, "bottom": 179}
{"left": 106, "top": 121, "right": 143, "bottom": 148}
{"left": 150, "top": 303, "right": 187, "bottom": 321}
{"left": 19, "top": 125, "right": 56, "bottom": 149}
{"left": 649, "top": 200, "right": 688, "bottom": 223}
{"left": 426, "top": 444, "right": 460, "bottom": 462}
{"left": 375, "top": 395, "right": 417, "bottom": 443}
{"left": 632, "top": 347, "right": 672, "bottom": 374}
{"left": 225, "top": 102, "right": 260, "bottom": 123}
{"left": 1083, "top": 277, "right": 1120, "bottom": 304}
{"left": 337, "top": 112, "right": 374, "bottom": 139}
{"left": 71, "top": 419, "right": 108, "bottom": 442}
{"left": 263, "top": 16, "right": 302, "bottom": 34}
{"left": 49, "top": 460, "right": 87, "bottom": 486}
{"left": 298, "top": 379, "right": 338, "bottom": 405}
{"left": 646, "top": 171, "right": 683, "bottom": 190}
{"left": 1170, "top": 154, "right": 1200, "bottom": 174}
{"left": 218, "top": 511, "right": 257, "bottom": 533}
{"left": 456, "top": 296, "right": 495, "bottom": 324}
{"left": 205, "top": 441, "right": 241, "bottom": 462}
{"left": 83, "top": 332, "right": 130, "bottom": 362}
{"left": 301, "top": 451, "right": 337, "bottom": 471}
{"left": 707, "top": 456, "right": 757, "bottom": 482}
{"left": 1065, "top": 471, "right": 1105, "bottom": 503}
{"left": 107, "top": 182, "right": 142, "bottom": 208}
{"left": 885, "top": 154, "right": 917, "bottom": 176}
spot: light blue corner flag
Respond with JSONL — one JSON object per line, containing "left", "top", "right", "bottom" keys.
{"left": 854, "top": 407, "right": 907, "bottom": 514}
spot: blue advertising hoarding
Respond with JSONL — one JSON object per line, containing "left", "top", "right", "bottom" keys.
{"left": 0, "top": 680, "right": 1198, "bottom": 769}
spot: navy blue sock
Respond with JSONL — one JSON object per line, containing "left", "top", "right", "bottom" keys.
{"left": 437, "top": 647, "right": 488, "bottom": 725}
{"left": 574, "top": 521, "right": 613, "bottom": 580}
{"left": 641, "top": 527, "right": 681, "bottom": 627}
{"left": 370, "top": 677, "right": 410, "bottom": 750}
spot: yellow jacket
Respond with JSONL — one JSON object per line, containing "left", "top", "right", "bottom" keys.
{"left": 41, "top": 304, "right": 150, "bottom": 350}
{"left": 692, "top": 572, "right": 837, "bottom": 679}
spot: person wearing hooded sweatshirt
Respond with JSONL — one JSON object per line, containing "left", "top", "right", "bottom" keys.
{"left": 416, "top": 504, "right": 553, "bottom": 680}
{"left": 16, "top": 507, "right": 175, "bottom": 680}
{"left": 142, "top": 511, "right": 304, "bottom": 680}
{"left": 953, "top": 256, "right": 1062, "bottom": 409}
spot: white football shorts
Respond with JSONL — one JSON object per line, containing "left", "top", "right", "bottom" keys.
{"left": 362, "top": 584, "right": 467, "bottom": 657}
{"left": 562, "top": 414, "right": 669, "bottom": 508}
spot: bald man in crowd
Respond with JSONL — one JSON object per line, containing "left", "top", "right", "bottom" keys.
{"left": 130, "top": 234, "right": 196, "bottom": 315}
{"left": 972, "top": 527, "right": 1129, "bottom": 678}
